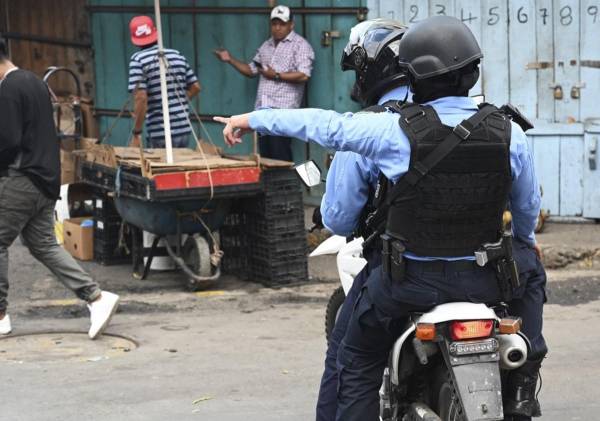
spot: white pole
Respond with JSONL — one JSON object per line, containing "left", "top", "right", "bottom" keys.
{"left": 154, "top": 0, "right": 173, "bottom": 164}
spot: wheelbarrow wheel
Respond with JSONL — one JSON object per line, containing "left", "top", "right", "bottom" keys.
{"left": 183, "top": 234, "right": 214, "bottom": 291}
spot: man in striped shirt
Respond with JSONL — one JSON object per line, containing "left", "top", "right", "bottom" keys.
{"left": 214, "top": 5, "right": 314, "bottom": 161}
{"left": 128, "top": 16, "right": 201, "bottom": 148}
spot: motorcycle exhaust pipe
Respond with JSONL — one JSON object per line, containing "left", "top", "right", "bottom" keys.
{"left": 497, "top": 334, "right": 528, "bottom": 370}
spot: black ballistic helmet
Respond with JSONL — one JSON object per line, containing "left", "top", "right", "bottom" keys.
{"left": 397, "top": 16, "right": 482, "bottom": 80}
{"left": 340, "top": 19, "right": 408, "bottom": 106}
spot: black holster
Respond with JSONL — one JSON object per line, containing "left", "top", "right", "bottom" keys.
{"left": 381, "top": 234, "right": 406, "bottom": 283}
{"left": 476, "top": 233, "right": 520, "bottom": 302}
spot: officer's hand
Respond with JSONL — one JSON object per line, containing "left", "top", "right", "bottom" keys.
{"left": 213, "top": 114, "right": 252, "bottom": 146}
{"left": 213, "top": 48, "right": 231, "bottom": 63}
{"left": 130, "top": 134, "right": 141, "bottom": 148}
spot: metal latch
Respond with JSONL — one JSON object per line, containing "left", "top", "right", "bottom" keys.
{"left": 526, "top": 61, "right": 552, "bottom": 70}
{"left": 321, "top": 30, "right": 341, "bottom": 47}
{"left": 571, "top": 82, "right": 586, "bottom": 99}
{"left": 590, "top": 137, "right": 598, "bottom": 171}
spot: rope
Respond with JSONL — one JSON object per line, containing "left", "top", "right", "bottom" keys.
{"left": 163, "top": 54, "right": 216, "bottom": 204}
{"left": 161, "top": 51, "right": 222, "bottom": 263}
{"left": 98, "top": 81, "right": 142, "bottom": 146}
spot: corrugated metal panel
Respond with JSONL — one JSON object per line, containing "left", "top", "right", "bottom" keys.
{"left": 366, "top": 0, "right": 600, "bottom": 124}
{"left": 367, "top": 0, "right": 600, "bottom": 217}
{"left": 583, "top": 123, "right": 600, "bottom": 218}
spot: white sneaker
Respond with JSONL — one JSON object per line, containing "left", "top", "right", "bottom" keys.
{"left": 88, "top": 291, "right": 120, "bottom": 340}
{"left": 0, "top": 314, "right": 11, "bottom": 335}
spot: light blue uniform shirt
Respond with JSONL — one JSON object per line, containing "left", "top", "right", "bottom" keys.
{"left": 321, "top": 86, "right": 411, "bottom": 236}
{"left": 249, "top": 96, "right": 541, "bottom": 260}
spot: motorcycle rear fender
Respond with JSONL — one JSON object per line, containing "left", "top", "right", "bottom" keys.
{"left": 443, "top": 348, "right": 504, "bottom": 420}
{"left": 390, "top": 302, "right": 499, "bottom": 386}
{"left": 417, "top": 302, "right": 499, "bottom": 324}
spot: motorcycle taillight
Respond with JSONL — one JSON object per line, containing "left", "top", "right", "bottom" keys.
{"left": 450, "top": 320, "right": 494, "bottom": 341}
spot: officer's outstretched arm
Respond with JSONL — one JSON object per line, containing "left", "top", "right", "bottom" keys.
{"left": 216, "top": 108, "right": 408, "bottom": 168}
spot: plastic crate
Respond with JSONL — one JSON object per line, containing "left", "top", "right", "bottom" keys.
{"left": 92, "top": 193, "right": 119, "bottom": 219}
{"left": 220, "top": 209, "right": 249, "bottom": 276}
{"left": 261, "top": 169, "right": 302, "bottom": 194}
{"left": 93, "top": 216, "right": 124, "bottom": 242}
{"left": 247, "top": 192, "right": 303, "bottom": 217}
{"left": 245, "top": 213, "right": 305, "bottom": 237}
{"left": 94, "top": 236, "right": 131, "bottom": 266}
{"left": 249, "top": 257, "right": 308, "bottom": 285}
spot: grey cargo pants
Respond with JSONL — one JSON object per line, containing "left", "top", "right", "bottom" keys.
{"left": 0, "top": 174, "right": 101, "bottom": 313}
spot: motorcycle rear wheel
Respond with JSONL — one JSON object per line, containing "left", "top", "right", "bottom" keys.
{"left": 325, "top": 286, "right": 345, "bottom": 341}
{"left": 435, "top": 368, "right": 466, "bottom": 421}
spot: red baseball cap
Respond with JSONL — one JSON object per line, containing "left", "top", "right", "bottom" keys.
{"left": 129, "top": 16, "right": 157, "bottom": 47}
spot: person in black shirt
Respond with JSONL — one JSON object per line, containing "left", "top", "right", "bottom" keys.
{"left": 0, "top": 36, "right": 120, "bottom": 339}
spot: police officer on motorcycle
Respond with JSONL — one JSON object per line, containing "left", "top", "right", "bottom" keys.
{"left": 215, "top": 15, "right": 546, "bottom": 421}
{"left": 315, "top": 19, "right": 410, "bottom": 421}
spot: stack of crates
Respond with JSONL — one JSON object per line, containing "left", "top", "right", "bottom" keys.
{"left": 244, "top": 169, "right": 308, "bottom": 285}
{"left": 93, "top": 192, "right": 131, "bottom": 265}
{"left": 220, "top": 205, "right": 248, "bottom": 277}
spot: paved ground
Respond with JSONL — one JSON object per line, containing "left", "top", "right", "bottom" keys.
{"left": 1, "top": 220, "right": 600, "bottom": 420}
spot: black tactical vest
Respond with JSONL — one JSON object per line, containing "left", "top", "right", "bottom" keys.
{"left": 385, "top": 103, "right": 512, "bottom": 257}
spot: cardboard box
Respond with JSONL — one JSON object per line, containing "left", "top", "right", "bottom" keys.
{"left": 63, "top": 217, "right": 94, "bottom": 261}
{"left": 60, "top": 137, "right": 98, "bottom": 185}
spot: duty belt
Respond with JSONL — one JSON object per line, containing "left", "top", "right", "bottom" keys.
{"left": 406, "top": 259, "right": 479, "bottom": 272}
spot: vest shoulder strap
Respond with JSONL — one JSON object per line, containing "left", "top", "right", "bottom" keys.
{"left": 357, "top": 99, "right": 409, "bottom": 115}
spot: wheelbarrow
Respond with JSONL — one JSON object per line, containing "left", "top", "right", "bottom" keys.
{"left": 115, "top": 195, "right": 231, "bottom": 291}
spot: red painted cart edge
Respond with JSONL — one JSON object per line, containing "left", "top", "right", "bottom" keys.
{"left": 153, "top": 167, "right": 262, "bottom": 191}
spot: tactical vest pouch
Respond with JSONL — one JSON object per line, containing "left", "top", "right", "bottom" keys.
{"left": 381, "top": 234, "right": 406, "bottom": 283}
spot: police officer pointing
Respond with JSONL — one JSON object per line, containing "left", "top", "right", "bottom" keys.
{"left": 216, "top": 16, "right": 545, "bottom": 421}
{"left": 316, "top": 19, "right": 409, "bottom": 421}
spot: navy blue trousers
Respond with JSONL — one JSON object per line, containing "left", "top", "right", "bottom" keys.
{"left": 315, "top": 253, "right": 380, "bottom": 421}
{"left": 315, "top": 240, "right": 547, "bottom": 421}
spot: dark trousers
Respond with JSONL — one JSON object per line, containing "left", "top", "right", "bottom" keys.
{"left": 258, "top": 134, "right": 293, "bottom": 162}
{"left": 0, "top": 175, "right": 101, "bottom": 313}
{"left": 316, "top": 253, "right": 380, "bottom": 421}
{"left": 333, "top": 242, "right": 548, "bottom": 421}
{"left": 509, "top": 240, "right": 548, "bottom": 360}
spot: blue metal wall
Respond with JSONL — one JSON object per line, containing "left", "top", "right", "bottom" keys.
{"left": 367, "top": 0, "right": 600, "bottom": 218}
{"left": 89, "top": 0, "right": 364, "bottom": 202}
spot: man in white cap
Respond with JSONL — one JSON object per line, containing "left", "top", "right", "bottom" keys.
{"left": 215, "top": 5, "right": 314, "bottom": 161}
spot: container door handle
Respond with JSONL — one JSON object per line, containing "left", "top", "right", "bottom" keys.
{"left": 590, "top": 137, "right": 598, "bottom": 171}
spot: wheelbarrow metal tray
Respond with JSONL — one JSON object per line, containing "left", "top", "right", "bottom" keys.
{"left": 114, "top": 195, "right": 232, "bottom": 236}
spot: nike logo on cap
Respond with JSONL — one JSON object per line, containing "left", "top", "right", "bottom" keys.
{"left": 135, "top": 24, "right": 152, "bottom": 37}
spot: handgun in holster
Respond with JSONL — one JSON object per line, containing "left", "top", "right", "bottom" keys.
{"left": 381, "top": 233, "right": 406, "bottom": 283}
{"left": 474, "top": 232, "right": 520, "bottom": 302}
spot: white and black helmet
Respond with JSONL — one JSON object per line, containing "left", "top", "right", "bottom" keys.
{"left": 340, "top": 19, "right": 408, "bottom": 106}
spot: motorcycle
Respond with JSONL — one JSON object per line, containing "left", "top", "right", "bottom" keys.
{"left": 297, "top": 161, "right": 532, "bottom": 421}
